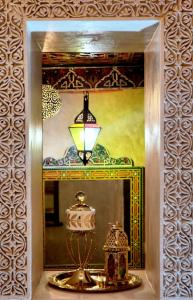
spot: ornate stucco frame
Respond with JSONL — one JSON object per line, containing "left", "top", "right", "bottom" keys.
{"left": 0, "top": 1, "right": 192, "bottom": 299}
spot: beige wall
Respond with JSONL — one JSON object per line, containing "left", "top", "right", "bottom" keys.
{"left": 43, "top": 89, "right": 145, "bottom": 166}
{"left": 26, "top": 34, "right": 43, "bottom": 296}
{"left": 145, "top": 25, "right": 162, "bottom": 297}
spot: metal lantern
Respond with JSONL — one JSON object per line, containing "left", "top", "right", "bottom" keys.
{"left": 69, "top": 91, "right": 101, "bottom": 165}
{"left": 103, "top": 222, "right": 130, "bottom": 285}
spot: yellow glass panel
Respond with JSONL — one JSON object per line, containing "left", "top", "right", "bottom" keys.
{"left": 69, "top": 124, "right": 84, "bottom": 151}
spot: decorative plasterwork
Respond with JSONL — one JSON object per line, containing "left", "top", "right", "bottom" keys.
{"left": 163, "top": 11, "right": 193, "bottom": 298}
{"left": 42, "top": 85, "right": 61, "bottom": 119}
{"left": 0, "top": 0, "right": 192, "bottom": 298}
{"left": 42, "top": 66, "right": 144, "bottom": 90}
{"left": 95, "top": 67, "right": 136, "bottom": 88}
{"left": 52, "top": 68, "right": 92, "bottom": 90}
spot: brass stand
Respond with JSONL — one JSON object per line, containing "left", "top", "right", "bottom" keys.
{"left": 66, "top": 231, "right": 96, "bottom": 289}
{"left": 65, "top": 268, "right": 96, "bottom": 288}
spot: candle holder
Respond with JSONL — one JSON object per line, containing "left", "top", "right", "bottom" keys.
{"left": 65, "top": 191, "right": 96, "bottom": 288}
{"left": 103, "top": 222, "right": 130, "bottom": 286}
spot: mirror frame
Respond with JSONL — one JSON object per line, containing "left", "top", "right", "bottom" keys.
{"left": 43, "top": 165, "right": 144, "bottom": 269}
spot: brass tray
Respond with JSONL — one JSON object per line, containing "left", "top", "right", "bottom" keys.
{"left": 48, "top": 269, "right": 142, "bottom": 293}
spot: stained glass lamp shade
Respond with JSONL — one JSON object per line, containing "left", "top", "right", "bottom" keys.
{"left": 69, "top": 92, "right": 101, "bottom": 165}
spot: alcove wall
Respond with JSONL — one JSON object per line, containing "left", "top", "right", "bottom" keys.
{"left": 27, "top": 21, "right": 161, "bottom": 298}
{"left": 25, "top": 30, "right": 43, "bottom": 295}
{"left": 145, "top": 25, "right": 162, "bottom": 296}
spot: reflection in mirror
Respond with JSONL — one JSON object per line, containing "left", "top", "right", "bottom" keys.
{"left": 44, "top": 180, "right": 130, "bottom": 269}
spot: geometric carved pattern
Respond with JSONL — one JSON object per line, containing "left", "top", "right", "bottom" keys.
{"left": 0, "top": 0, "right": 192, "bottom": 298}
{"left": 53, "top": 68, "right": 92, "bottom": 90}
{"left": 163, "top": 11, "right": 193, "bottom": 298}
{"left": 43, "top": 66, "right": 143, "bottom": 90}
{"left": 95, "top": 67, "right": 136, "bottom": 88}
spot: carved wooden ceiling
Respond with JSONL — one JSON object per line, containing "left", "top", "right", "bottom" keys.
{"left": 42, "top": 52, "right": 144, "bottom": 67}
{"left": 41, "top": 29, "right": 147, "bottom": 89}
{"left": 40, "top": 23, "right": 153, "bottom": 69}
{"left": 42, "top": 52, "right": 144, "bottom": 89}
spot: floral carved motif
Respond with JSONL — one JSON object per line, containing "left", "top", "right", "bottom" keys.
{"left": 179, "top": 0, "right": 193, "bottom": 12}
{"left": 0, "top": 0, "right": 192, "bottom": 298}
{"left": 0, "top": 1, "right": 27, "bottom": 297}
{"left": 163, "top": 11, "right": 193, "bottom": 298}
{"left": 19, "top": 0, "right": 177, "bottom": 17}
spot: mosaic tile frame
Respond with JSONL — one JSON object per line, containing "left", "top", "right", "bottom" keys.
{"left": 43, "top": 165, "right": 145, "bottom": 269}
{"left": 0, "top": 0, "right": 192, "bottom": 298}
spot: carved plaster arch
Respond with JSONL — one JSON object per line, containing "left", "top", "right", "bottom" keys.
{"left": 0, "top": 1, "right": 192, "bottom": 298}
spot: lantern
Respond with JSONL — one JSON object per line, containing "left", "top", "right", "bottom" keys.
{"left": 69, "top": 92, "right": 101, "bottom": 165}
{"left": 103, "top": 222, "right": 130, "bottom": 285}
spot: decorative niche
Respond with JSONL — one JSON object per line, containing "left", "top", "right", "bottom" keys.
{"left": 42, "top": 52, "right": 145, "bottom": 270}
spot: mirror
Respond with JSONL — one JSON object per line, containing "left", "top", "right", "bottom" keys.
{"left": 44, "top": 179, "right": 129, "bottom": 268}
{"left": 43, "top": 165, "right": 144, "bottom": 269}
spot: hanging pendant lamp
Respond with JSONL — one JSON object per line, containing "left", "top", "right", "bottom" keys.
{"left": 69, "top": 92, "right": 101, "bottom": 165}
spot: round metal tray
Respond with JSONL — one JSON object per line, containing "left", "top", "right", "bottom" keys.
{"left": 48, "top": 269, "right": 142, "bottom": 293}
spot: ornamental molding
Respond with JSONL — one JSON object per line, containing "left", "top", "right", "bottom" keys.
{"left": 43, "top": 66, "right": 142, "bottom": 90}
{"left": 53, "top": 68, "right": 92, "bottom": 90}
{"left": 11, "top": 1, "right": 178, "bottom": 18}
{"left": 0, "top": 0, "right": 192, "bottom": 298}
{"left": 43, "top": 144, "right": 134, "bottom": 167}
{"left": 95, "top": 67, "right": 136, "bottom": 88}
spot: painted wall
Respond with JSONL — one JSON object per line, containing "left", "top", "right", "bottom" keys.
{"left": 43, "top": 89, "right": 145, "bottom": 166}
